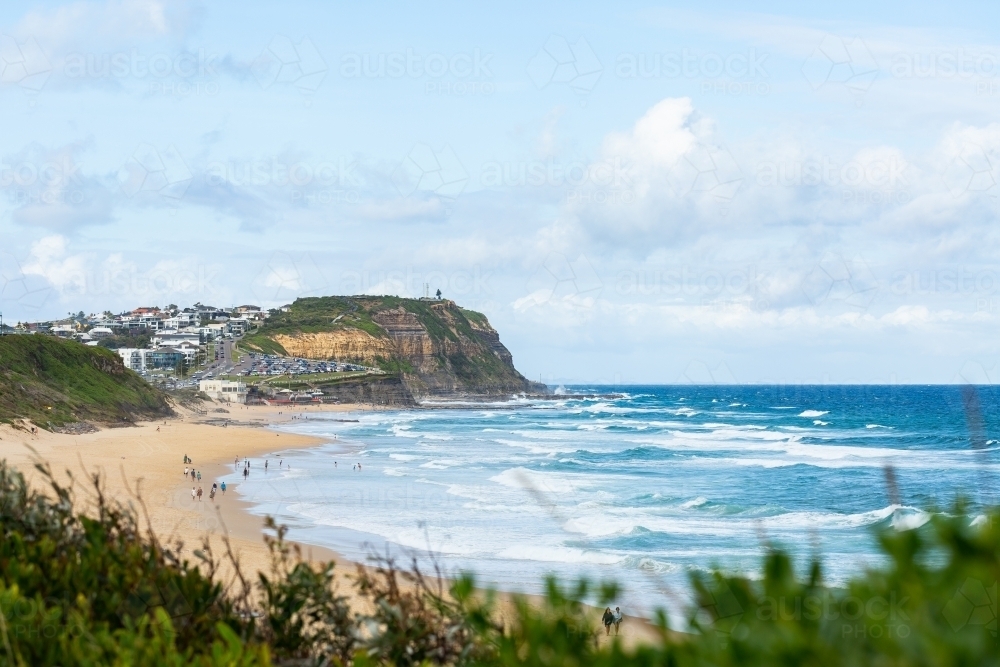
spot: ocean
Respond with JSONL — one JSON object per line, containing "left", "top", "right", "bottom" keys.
{"left": 224, "top": 385, "right": 1000, "bottom": 617}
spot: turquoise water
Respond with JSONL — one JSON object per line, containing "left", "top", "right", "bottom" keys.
{"left": 225, "top": 386, "right": 1000, "bottom": 615}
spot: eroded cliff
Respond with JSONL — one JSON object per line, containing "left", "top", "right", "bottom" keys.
{"left": 242, "top": 296, "right": 541, "bottom": 398}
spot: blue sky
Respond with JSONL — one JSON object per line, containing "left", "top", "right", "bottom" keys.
{"left": 2, "top": 0, "right": 1000, "bottom": 384}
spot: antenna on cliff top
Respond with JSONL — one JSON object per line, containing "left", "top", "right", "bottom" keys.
{"left": 423, "top": 283, "right": 429, "bottom": 299}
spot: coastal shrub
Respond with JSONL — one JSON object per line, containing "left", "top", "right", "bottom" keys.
{"left": 1, "top": 458, "right": 998, "bottom": 666}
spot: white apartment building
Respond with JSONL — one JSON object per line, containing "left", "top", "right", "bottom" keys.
{"left": 117, "top": 347, "right": 186, "bottom": 373}
{"left": 118, "top": 348, "right": 145, "bottom": 372}
{"left": 199, "top": 379, "right": 247, "bottom": 403}
{"left": 153, "top": 329, "right": 202, "bottom": 348}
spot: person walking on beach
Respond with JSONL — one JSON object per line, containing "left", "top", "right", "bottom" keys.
{"left": 221, "top": 481, "right": 226, "bottom": 495}
{"left": 209, "top": 486, "right": 216, "bottom": 500}
{"left": 602, "top": 607, "right": 614, "bottom": 636}
{"left": 191, "top": 487, "right": 196, "bottom": 501}
{"left": 265, "top": 459, "right": 268, "bottom": 471}
{"left": 184, "top": 467, "right": 189, "bottom": 477}
{"left": 613, "top": 607, "right": 623, "bottom": 635}
{"left": 197, "top": 487, "right": 203, "bottom": 501}
{"left": 197, "top": 471, "right": 202, "bottom": 482}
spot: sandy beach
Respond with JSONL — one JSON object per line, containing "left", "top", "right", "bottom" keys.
{"left": 0, "top": 403, "right": 357, "bottom": 584}
{"left": 0, "top": 402, "right": 659, "bottom": 647}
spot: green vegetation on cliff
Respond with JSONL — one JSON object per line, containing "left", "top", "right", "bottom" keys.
{"left": 242, "top": 296, "right": 538, "bottom": 397}
{"left": 0, "top": 335, "right": 172, "bottom": 429}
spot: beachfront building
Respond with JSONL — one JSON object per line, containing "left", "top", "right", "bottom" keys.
{"left": 199, "top": 379, "right": 247, "bottom": 403}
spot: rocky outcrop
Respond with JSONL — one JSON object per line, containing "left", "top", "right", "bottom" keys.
{"left": 247, "top": 296, "right": 543, "bottom": 399}
{"left": 317, "top": 374, "right": 416, "bottom": 407}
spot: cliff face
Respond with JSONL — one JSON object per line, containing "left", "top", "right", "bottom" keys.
{"left": 243, "top": 296, "right": 540, "bottom": 398}
{"left": 272, "top": 330, "right": 395, "bottom": 366}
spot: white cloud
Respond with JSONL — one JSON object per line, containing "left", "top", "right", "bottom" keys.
{"left": 21, "top": 235, "right": 89, "bottom": 295}
{"left": 13, "top": 0, "right": 193, "bottom": 51}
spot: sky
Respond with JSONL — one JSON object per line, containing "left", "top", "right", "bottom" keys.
{"left": 2, "top": 0, "right": 1000, "bottom": 384}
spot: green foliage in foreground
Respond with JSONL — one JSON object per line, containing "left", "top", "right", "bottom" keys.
{"left": 0, "top": 336, "right": 172, "bottom": 428}
{"left": 0, "top": 459, "right": 998, "bottom": 666}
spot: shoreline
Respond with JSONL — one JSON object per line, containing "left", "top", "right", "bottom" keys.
{"left": 0, "top": 402, "right": 660, "bottom": 646}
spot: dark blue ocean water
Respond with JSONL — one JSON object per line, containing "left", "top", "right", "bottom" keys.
{"left": 228, "top": 386, "right": 1000, "bottom": 615}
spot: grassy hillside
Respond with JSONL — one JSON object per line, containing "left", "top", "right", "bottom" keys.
{"left": 242, "top": 296, "right": 540, "bottom": 396}
{"left": 0, "top": 334, "right": 172, "bottom": 429}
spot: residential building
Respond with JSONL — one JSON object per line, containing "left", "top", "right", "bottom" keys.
{"left": 165, "top": 312, "right": 198, "bottom": 328}
{"left": 117, "top": 347, "right": 185, "bottom": 372}
{"left": 153, "top": 329, "right": 201, "bottom": 348}
{"left": 117, "top": 348, "right": 145, "bottom": 372}
{"left": 227, "top": 318, "right": 251, "bottom": 335}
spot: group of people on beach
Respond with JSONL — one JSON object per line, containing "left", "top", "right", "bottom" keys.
{"left": 190, "top": 481, "right": 225, "bottom": 502}
{"left": 602, "top": 607, "right": 624, "bottom": 636}
{"left": 185, "top": 454, "right": 225, "bottom": 503}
